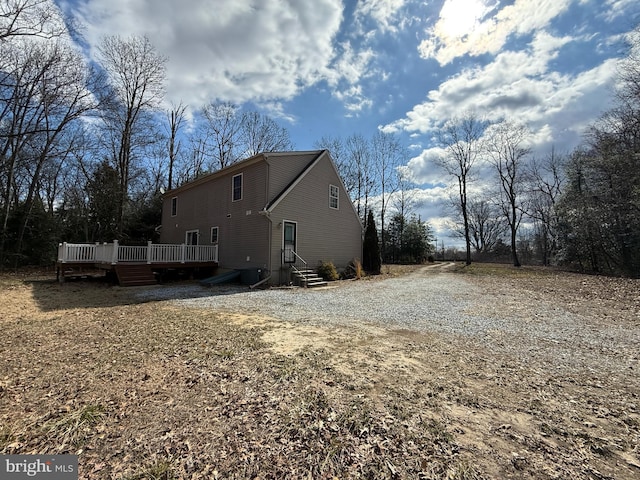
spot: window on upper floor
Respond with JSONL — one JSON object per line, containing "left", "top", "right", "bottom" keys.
{"left": 329, "top": 184, "right": 339, "bottom": 209}
{"left": 171, "top": 196, "right": 177, "bottom": 216}
{"left": 232, "top": 173, "right": 243, "bottom": 201}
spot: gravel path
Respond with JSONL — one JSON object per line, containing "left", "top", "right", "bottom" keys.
{"left": 135, "top": 266, "right": 640, "bottom": 376}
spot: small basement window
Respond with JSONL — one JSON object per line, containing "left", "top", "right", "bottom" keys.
{"left": 329, "top": 184, "right": 339, "bottom": 209}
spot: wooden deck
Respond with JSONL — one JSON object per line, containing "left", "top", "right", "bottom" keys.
{"left": 57, "top": 241, "right": 218, "bottom": 286}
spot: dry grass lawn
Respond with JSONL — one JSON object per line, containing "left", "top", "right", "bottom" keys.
{"left": 1, "top": 264, "right": 639, "bottom": 479}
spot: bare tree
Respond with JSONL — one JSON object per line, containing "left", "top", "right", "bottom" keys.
{"left": 527, "top": 148, "right": 565, "bottom": 265}
{"left": 392, "top": 166, "right": 417, "bottom": 222}
{"left": 372, "top": 131, "right": 403, "bottom": 259}
{"left": 239, "top": 111, "right": 293, "bottom": 158}
{"left": 199, "top": 101, "right": 241, "bottom": 170}
{"left": 617, "top": 25, "right": 640, "bottom": 107}
{"left": 433, "top": 113, "right": 486, "bottom": 265}
{"left": 486, "top": 120, "right": 532, "bottom": 267}
{"left": 0, "top": 0, "right": 66, "bottom": 41}
{"left": 97, "top": 34, "right": 166, "bottom": 237}
{"left": 345, "top": 133, "right": 374, "bottom": 222}
{"left": 0, "top": 37, "right": 100, "bottom": 261}
{"left": 315, "top": 135, "right": 354, "bottom": 194}
{"left": 166, "top": 101, "right": 187, "bottom": 191}
{"left": 453, "top": 198, "right": 505, "bottom": 254}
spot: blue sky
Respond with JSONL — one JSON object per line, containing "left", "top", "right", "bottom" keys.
{"left": 54, "top": 0, "right": 639, "bottom": 246}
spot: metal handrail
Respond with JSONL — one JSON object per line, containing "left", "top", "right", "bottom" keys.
{"left": 290, "top": 249, "right": 307, "bottom": 271}
{"left": 288, "top": 250, "right": 311, "bottom": 286}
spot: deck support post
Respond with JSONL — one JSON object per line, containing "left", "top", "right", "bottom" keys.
{"left": 181, "top": 243, "right": 186, "bottom": 264}
{"left": 147, "top": 241, "right": 153, "bottom": 264}
{"left": 111, "top": 239, "right": 119, "bottom": 264}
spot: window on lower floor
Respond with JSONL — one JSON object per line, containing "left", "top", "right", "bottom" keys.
{"left": 210, "top": 226, "right": 219, "bottom": 244}
{"left": 185, "top": 230, "right": 199, "bottom": 245}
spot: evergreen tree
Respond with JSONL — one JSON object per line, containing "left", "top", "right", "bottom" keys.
{"left": 403, "top": 214, "right": 435, "bottom": 263}
{"left": 363, "top": 210, "right": 381, "bottom": 274}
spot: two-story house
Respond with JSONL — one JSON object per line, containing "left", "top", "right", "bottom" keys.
{"left": 160, "top": 150, "right": 363, "bottom": 285}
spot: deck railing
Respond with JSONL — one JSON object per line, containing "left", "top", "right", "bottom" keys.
{"left": 58, "top": 241, "right": 218, "bottom": 265}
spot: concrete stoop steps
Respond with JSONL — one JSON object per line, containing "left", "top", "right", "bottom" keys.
{"left": 293, "top": 269, "right": 328, "bottom": 288}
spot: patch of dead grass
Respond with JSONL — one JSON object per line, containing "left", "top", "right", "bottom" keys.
{"left": 1, "top": 270, "right": 639, "bottom": 479}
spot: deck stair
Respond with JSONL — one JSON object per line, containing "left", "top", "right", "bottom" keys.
{"left": 114, "top": 264, "right": 157, "bottom": 286}
{"left": 293, "top": 269, "right": 328, "bottom": 288}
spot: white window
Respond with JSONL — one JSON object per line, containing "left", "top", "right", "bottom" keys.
{"left": 171, "top": 196, "right": 177, "bottom": 216}
{"left": 232, "top": 173, "right": 243, "bottom": 201}
{"left": 185, "top": 230, "right": 199, "bottom": 245}
{"left": 210, "top": 226, "right": 219, "bottom": 244}
{"left": 329, "top": 184, "right": 339, "bottom": 209}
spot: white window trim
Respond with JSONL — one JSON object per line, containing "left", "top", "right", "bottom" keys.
{"left": 185, "top": 229, "right": 199, "bottom": 245}
{"left": 282, "top": 219, "right": 297, "bottom": 264}
{"left": 232, "top": 173, "right": 243, "bottom": 202}
{"left": 210, "top": 226, "right": 219, "bottom": 244}
{"left": 329, "top": 184, "right": 339, "bottom": 209}
{"left": 171, "top": 196, "right": 178, "bottom": 216}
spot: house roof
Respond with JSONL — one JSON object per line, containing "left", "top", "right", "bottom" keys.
{"left": 263, "top": 150, "right": 324, "bottom": 212}
{"left": 163, "top": 149, "right": 361, "bottom": 226}
{"left": 264, "top": 150, "right": 361, "bottom": 225}
{"left": 162, "top": 150, "right": 324, "bottom": 198}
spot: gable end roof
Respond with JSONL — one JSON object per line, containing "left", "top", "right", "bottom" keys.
{"left": 263, "top": 150, "right": 325, "bottom": 212}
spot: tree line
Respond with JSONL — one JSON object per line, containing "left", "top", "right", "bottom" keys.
{"left": 1, "top": 2, "right": 636, "bottom": 276}
{"left": 433, "top": 27, "right": 640, "bottom": 277}
{"left": 0, "top": 2, "right": 299, "bottom": 267}
{"left": 0, "top": 1, "right": 434, "bottom": 269}
{"left": 315, "top": 132, "right": 434, "bottom": 266}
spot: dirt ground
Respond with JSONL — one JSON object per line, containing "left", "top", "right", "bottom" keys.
{"left": 1, "top": 264, "right": 639, "bottom": 479}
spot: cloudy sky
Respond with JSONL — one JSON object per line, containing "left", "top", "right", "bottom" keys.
{"left": 54, "top": 0, "right": 638, "bottom": 245}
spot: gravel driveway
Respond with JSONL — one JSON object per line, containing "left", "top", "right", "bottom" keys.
{"left": 136, "top": 265, "right": 640, "bottom": 376}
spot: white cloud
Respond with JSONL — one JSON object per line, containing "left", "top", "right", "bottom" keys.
{"left": 408, "top": 187, "right": 458, "bottom": 244}
{"left": 405, "top": 147, "right": 448, "bottom": 185}
{"left": 368, "top": 183, "right": 455, "bottom": 243}
{"left": 384, "top": 32, "right": 618, "bottom": 153}
{"left": 419, "top": 0, "right": 573, "bottom": 65}
{"left": 354, "top": 0, "right": 409, "bottom": 34}
{"left": 325, "top": 41, "right": 376, "bottom": 113}
{"left": 603, "top": 0, "right": 637, "bottom": 21}
{"left": 63, "top": 0, "right": 344, "bottom": 109}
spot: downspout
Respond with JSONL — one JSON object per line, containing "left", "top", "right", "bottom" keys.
{"left": 259, "top": 208, "right": 272, "bottom": 278}
{"left": 259, "top": 156, "right": 272, "bottom": 280}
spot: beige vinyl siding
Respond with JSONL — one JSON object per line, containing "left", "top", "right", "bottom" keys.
{"left": 269, "top": 154, "right": 362, "bottom": 273}
{"left": 265, "top": 152, "right": 319, "bottom": 200}
{"left": 161, "top": 150, "right": 362, "bottom": 283}
{"left": 160, "top": 162, "right": 270, "bottom": 270}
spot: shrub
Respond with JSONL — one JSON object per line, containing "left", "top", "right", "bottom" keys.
{"left": 317, "top": 261, "right": 339, "bottom": 281}
{"left": 342, "top": 258, "right": 364, "bottom": 280}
